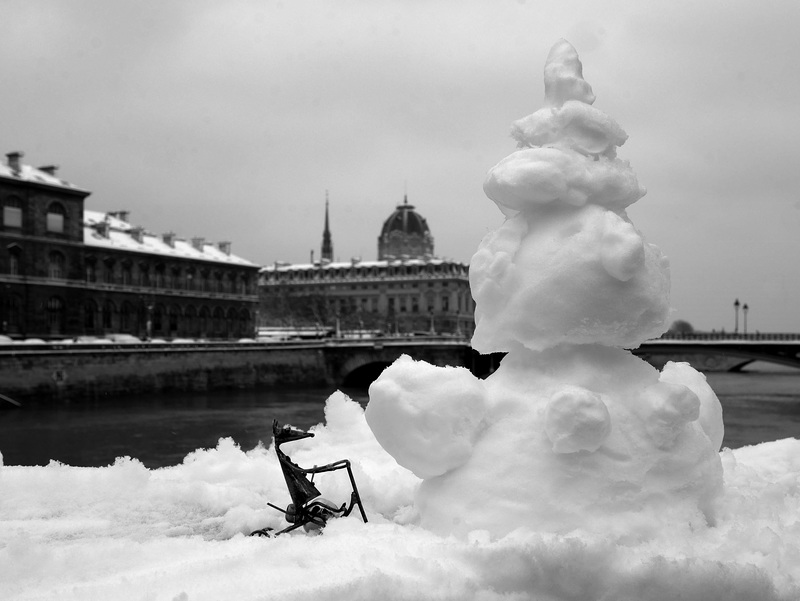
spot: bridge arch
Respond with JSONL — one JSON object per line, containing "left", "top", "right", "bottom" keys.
{"left": 340, "top": 361, "right": 393, "bottom": 388}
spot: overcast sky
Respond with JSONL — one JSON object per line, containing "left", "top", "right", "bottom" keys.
{"left": 2, "top": 0, "right": 800, "bottom": 332}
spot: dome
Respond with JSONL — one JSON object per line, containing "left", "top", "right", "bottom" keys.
{"left": 378, "top": 196, "right": 435, "bottom": 260}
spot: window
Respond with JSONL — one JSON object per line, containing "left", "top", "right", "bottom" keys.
{"left": 121, "top": 262, "right": 132, "bottom": 286}
{"left": 8, "top": 246, "right": 21, "bottom": 275}
{"left": 85, "top": 258, "right": 97, "bottom": 283}
{"left": 4, "top": 294, "right": 22, "bottom": 333}
{"left": 103, "top": 259, "right": 116, "bottom": 284}
{"left": 48, "top": 251, "right": 65, "bottom": 279}
{"left": 47, "top": 297, "right": 65, "bottom": 335}
{"left": 46, "top": 203, "right": 66, "bottom": 233}
{"left": 168, "top": 306, "right": 179, "bottom": 334}
{"left": 3, "top": 197, "right": 22, "bottom": 228}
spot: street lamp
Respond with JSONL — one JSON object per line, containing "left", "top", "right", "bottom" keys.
{"left": 734, "top": 298, "right": 740, "bottom": 334}
{"left": 743, "top": 303, "right": 749, "bottom": 336}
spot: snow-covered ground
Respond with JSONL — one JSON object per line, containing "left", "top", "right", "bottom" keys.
{"left": 2, "top": 393, "right": 799, "bottom": 601}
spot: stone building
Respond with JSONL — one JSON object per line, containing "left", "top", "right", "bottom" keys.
{"left": 259, "top": 196, "right": 474, "bottom": 337}
{"left": 0, "top": 152, "right": 259, "bottom": 340}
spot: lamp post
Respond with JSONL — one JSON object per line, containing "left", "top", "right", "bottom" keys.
{"left": 743, "top": 303, "right": 749, "bottom": 336}
{"left": 734, "top": 298, "right": 740, "bottom": 334}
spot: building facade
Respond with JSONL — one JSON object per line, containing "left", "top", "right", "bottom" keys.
{"left": 259, "top": 196, "right": 474, "bottom": 337}
{"left": 0, "top": 152, "right": 260, "bottom": 340}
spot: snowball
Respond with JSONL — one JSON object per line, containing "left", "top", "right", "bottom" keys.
{"left": 366, "top": 355, "right": 488, "bottom": 478}
{"left": 470, "top": 205, "right": 670, "bottom": 353}
{"left": 544, "top": 385, "right": 612, "bottom": 453}
{"left": 641, "top": 381, "right": 701, "bottom": 448}
{"left": 511, "top": 101, "right": 628, "bottom": 157}
{"left": 659, "top": 361, "right": 725, "bottom": 450}
{"left": 483, "top": 147, "right": 645, "bottom": 216}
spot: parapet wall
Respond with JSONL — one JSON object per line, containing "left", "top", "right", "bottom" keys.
{"left": 0, "top": 342, "right": 332, "bottom": 405}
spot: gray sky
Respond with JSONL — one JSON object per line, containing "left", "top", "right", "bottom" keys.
{"left": 3, "top": 0, "right": 800, "bottom": 333}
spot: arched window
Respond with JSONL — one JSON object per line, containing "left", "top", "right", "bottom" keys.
{"left": 121, "top": 261, "right": 132, "bottom": 285}
{"left": 48, "top": 251, "right": 66, "bottom": 279}
{"left": 168, "top": 305, "right": 180, "bottom": 335}
{"left": 139, "top": 263, "right": 150, "bottom": 287}
{"left": 3, "top": 294, "right": 23, "bottom": 334}
{"left": 185, "top": 305, "right": 198, "bottom": 337}
{"left": 103, "top": 258, "right": 116, "bottom": 284}
{"left": 46, "top": 202, "right": 66, "bottom": 234}
{"left": 154, "top": 263, "right": 165, "bottom": 288}
{"left": 47, "top": 296, "right": 65, "bottom": 335}
{"left": 152, "top": 304, "right": 164, "bottom": 334}
{"left": 7, "top": 245, "right": 21, "bottom": 275}
{"left": 185, "top": 267, "right": 196, "bottom": 291}
{"left": 3, "top": 196, "right": 22, "bottom": 229}
{"left": 85, "top": 256, "right": 97, "bottom": 283}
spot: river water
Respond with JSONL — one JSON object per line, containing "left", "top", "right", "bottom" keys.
{"left": 1, "top": 369, "right": 799, "bottom": 468}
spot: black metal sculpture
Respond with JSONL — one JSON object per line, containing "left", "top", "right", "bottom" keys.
{"left": 250, "top": 420, "right": 368, "bottom": 537}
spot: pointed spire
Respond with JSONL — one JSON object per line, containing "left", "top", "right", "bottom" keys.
{"left": 321, "top": 190, "right": 333, "bottom": 262}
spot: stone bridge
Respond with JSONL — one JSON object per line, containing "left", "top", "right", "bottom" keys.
{"left": 2, "top": 333, "right": 798, "bottom": 404}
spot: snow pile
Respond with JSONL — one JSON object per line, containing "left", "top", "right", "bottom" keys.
{"left": 367, "top": 39, "right": 723, "bottom": 541}
{"left": 2, "top": 394, "right": 800, "bottom": 600}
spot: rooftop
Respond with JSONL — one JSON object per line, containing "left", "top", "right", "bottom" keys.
{"left": 84, "top": 210, "right": 257, "bottom": 267}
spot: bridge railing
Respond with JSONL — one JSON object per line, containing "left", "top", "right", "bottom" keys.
{"left": 657, "top": 332, "right": 800, "bottom": 342}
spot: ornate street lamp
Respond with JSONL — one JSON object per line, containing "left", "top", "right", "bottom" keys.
{"left": 734, "top": 298, "right": 740, "bottom": 334}
{"left": 743, "top": 303, "right": 749, "bottom": 336}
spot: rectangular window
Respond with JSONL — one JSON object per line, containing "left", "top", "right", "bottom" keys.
{"left": 3, "top": 206, "right": 22, "bottom": 228}
{"left": 46, "top": 212, "right": 64, "bottom": 233}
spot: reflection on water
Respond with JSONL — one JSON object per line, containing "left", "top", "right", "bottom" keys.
{"left": 1, "top": 370, "right": 799, "bottom": 468}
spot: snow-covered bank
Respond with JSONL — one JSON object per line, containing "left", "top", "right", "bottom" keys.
{"left": 1, "top": 394, "right": 799, "bottom": 601}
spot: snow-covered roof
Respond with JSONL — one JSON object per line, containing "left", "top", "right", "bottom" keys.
{"left": 83, "top": 210, "right": 257, "bottom": 267}
{"left": 0, "top": 162, "right": 89, "bottom": 194}
{"left": 261, "top": 257, "right": 468, "bottom": 274}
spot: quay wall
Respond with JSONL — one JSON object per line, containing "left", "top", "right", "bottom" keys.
{"left": 0, "top": 342, "right": 332, "bottom": 404}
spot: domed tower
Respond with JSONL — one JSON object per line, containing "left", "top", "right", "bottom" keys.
{"left": 378, "top": 195, "right": 434, "bottom": 260}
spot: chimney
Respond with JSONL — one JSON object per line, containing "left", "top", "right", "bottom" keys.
{"left": 130, "top": 226, "right": 145, "bottom": 243}
{"left": 163, "top": 232, "right": 176, "bottom": 248}
{"left": 109, "top": 210, "right": 130, "bottom": 223}
{"left": 96, "top": 221, "right": 110, "bottom": 238}
{"left": 217, "top": 241, "right": 231, "bottom": 255}
{"left": 191, "top": 237, "right": 205, "bottom": 252}
{"left": 6, "top": 151, "right": 23, "bottom": 174}
{"left": 38, "top": 165, "right": 59, "bottom": 176}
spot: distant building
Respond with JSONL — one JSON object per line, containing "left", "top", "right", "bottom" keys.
{"left": 0, "top": 151, "right": 260, "bottom": 340}
{"left": 259, "top": 195, "right": 474, "bottom": 337}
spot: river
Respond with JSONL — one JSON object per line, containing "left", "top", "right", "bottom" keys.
{"left": 1, "top": 369, "right": 799, "bottom": 468}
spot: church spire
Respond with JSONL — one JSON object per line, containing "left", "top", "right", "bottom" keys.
{"left": 321, "top": 190, "right": 333, "bottom": 262}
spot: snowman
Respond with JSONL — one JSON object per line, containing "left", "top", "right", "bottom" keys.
{"left": 366, "top": 40, "right": 724, "bottom": 539}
